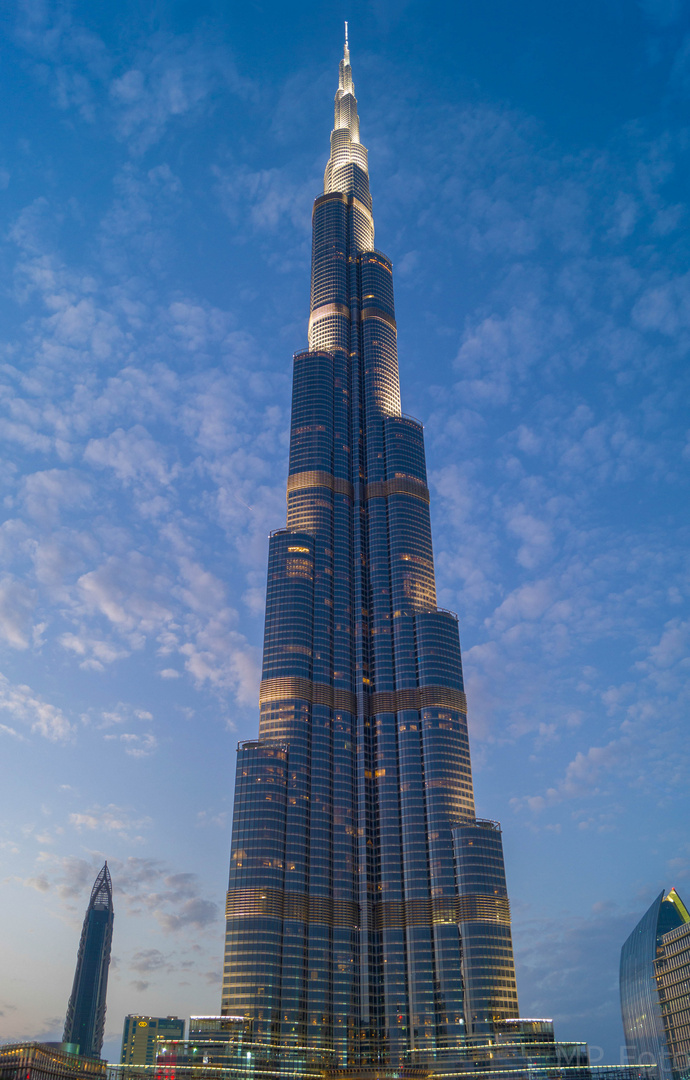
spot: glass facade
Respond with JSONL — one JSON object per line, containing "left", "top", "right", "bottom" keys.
{"left": 621, "top": 888, "right": 690, "bottom": 1080}
{"left": 655, "top": 916, "right": 690, "bottom": 1080}
{"left": 63, "top": 864, "right": 114, "bottom": 1060}
{"left": 453, "top": 821, "right": 520, "bottom": 1036}
{"left": 220, "top": 34, "right": 521, "bottom": 1073}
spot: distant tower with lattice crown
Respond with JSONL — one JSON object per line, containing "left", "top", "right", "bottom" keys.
{"left": 63, "top": 863, "right": 114, "bottom": 1059}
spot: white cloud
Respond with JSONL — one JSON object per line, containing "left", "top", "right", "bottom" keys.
{"left": 44, "top": 294, "right": 124, "bottom": 359}
{"left": 176, "top": 557, "right": 227, "bottom": 616}
{"left": 84, "top": 425, "right": 177, "bottom": 488}
{"left": 30, "top": 853, "right": 222, "bottom": 938}
{"left": 27, "top": 533, "right": 92, "bottom": 589}
{"left": 76, "top": 553, "right": 173, "bottom": 635}
{"left": 490, "top": 579, "right": 555, "bottom": 630}
{"left": 155, "top": 896, "right": 219, "bottom": 933}
{"left": 21, "top": 874, "right": 51, "bottom": 892}
{"left": 0, "top": 577, "right": 35, "bottom": 649}
{"left": 130, "top": 948, "right": 168, "bottom": 973}
{"left": 115, "top": 732, "right": 158, "bottom": 758}
{"left": 59, "top": 632, "right": 130, "bottom": 669}
{"left": 82, "top": 702, "right": 153, "bottom": 728}
{"left": 639, "top": 618, "right": 690, "bottom": 672}
{"left": 14, "top": 4, "right": 250, "bottom": 153}
{"left": 214, "top": 163, "right": 314, "bottom": 236}
{"left": 507, "top": 507, "right": 554, "bottom": 569}
{"left": 20, "top": 470, "right": 91, "bottom": 526}
{"left": 68, "top": 803, "right": 151, "bottom": 839}
{"left": 168, "top": 301, "right": 233, "bottom": 353}
{"left": 633, "top": 271, "right": 690, "bottom": 336}
{"left": 511, "top": 740, "right": 631, "bottom": 813}
{"left": 0, "top": 722, "right": 25, "bottom": 740}
{"left": 453, "top": 296, "right": 571, "bottom": 406}
{"left": 107, "top": 36, "right": 238, "bottom": 154}
{"left": 0, "top": 674, "right": 73, "bottom": 741}
{"left": 179, "top": 626, "right": 259, "bottom": 704}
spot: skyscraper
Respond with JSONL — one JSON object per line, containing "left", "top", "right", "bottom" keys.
{"left": 621, "top": 887, "right": 690, "bottom": 1080}
{"left": 220, "top": 29, "right": 520, "bottom": 1073}
{"left": 64, "top": 863, "right": 114, "bottom": 1059}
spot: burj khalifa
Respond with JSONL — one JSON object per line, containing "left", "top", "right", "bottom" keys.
{"left": 220, "top": 28, "right": 519, "bottom": 1074}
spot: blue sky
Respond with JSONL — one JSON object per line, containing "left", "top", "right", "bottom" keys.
{"left": 0, "top": 0, "right": 688, "bottom": 1064}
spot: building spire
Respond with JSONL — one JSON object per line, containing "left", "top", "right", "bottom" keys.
{"left": 338, "top": 25, "right": 354, "bottom": 96}
{"left": 324, "top": 23, "right": 371, "bottom": 203}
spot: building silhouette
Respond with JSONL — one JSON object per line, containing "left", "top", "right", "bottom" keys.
{"left": 220, "top": 28, "right": 521, "bottom": 1071}
{"left": 621, "top": 888, "right": 690, "bottom": 1080}
{"left": 63, "top": 863, "right": 114, "bottom": 1059}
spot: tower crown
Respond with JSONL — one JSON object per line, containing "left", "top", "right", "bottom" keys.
{"left": 89, "top": 862, "right": 113, "bottom": 910}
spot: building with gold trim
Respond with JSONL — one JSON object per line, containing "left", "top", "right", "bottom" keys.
{"left": 213, "top": 26, "right": 660, "bottom": 1080}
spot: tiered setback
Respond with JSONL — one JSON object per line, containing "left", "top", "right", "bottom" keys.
{"left": 221, "top": 37, "right": 519, "bottom": 1069}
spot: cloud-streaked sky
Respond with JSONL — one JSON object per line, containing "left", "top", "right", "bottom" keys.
{"left": 0, "top": 0, "right": 688, "bottom": 1063}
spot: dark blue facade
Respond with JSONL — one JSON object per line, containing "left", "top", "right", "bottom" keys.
{"left": 221, "top": 35, "right": 519, "bottom": 1071}
{"left": 64, "top": 864, "right": 114, "bottom": 1059}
